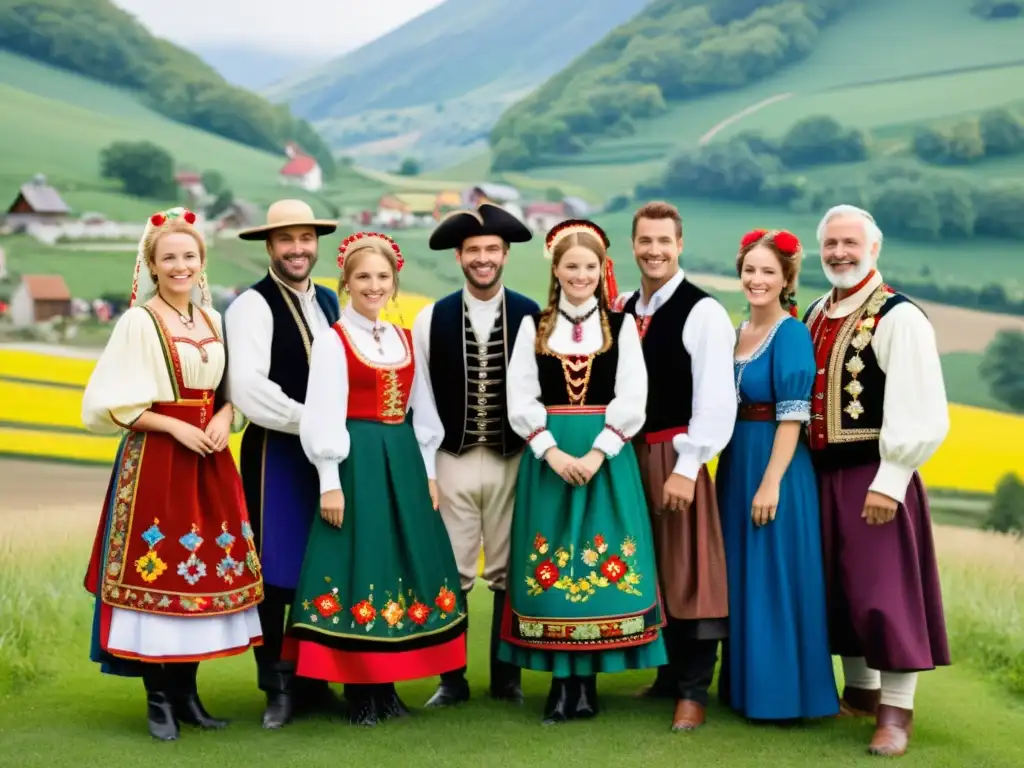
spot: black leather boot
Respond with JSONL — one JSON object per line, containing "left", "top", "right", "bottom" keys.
{"left": 171, "top": 662, "right": 229, "bottom": 729}
{"left": 424, "top": 590, "right": 471, "bottom": 708}
{"left": 574, "top": 675, "right": 598, "bottom": 718}
{"left": 542, "top": 677, "right": 572, "bottom": 725}
{"left": 377, "top": 683, "right": 411, "bottom": 719}
{"left": 348, "top": 684, "right": 379, "bottom": 727}
{"left": 489, "top": 590, "right": 523, "bottom": 703}
{"left": 294, "top": 677, "right": 345, "bottom": 717}
{"left": 261, "top": 662, "right": 295, "bottom": 729}
{"left": 142, "top": 664, "right": 179, "bottom": 741}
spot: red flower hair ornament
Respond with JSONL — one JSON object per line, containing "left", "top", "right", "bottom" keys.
{"left": 739, "top": 228, "right": 801, "bottom": 256}
{"left": 337, "top": 231, "right": 405, "bottom": 272}
{"left": 149, "top": 208, "right": 196, "bottom": 228}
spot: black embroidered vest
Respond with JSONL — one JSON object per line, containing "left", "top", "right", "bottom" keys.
{"left": 621, "top": 278, "right": 711, "bottom": 435}
{"left": 804, "top": 285, "right": 915, "bottom": 470}
{"left": 428, "top": 288, "right": 540, "bottom": 457}
{"left": 535, "top": 311, "right": 622, "bottom": 407}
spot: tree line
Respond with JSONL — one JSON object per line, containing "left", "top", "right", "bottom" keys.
{"left": 488, "top": 0, "right": 856, "bottom": 171}
{"left": 0, "top": 0, "right": 336, "bottom": 180}
{"left": 912, "top": 107, "right": 1024, "bottom": 166}
{"left": 636, "top": 114, "right": 1024, "bottom": 245}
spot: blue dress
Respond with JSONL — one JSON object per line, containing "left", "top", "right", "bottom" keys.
{"left": 715, "top": 316, "right": 839, "bottom": 720}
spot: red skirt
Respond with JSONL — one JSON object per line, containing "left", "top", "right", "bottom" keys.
{"left": 84, "top": 396, "right": 264, "bottom": 620}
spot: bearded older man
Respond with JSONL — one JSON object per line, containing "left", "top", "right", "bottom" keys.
{"left": 802, "top": 204, "right": 951, "bottom": 758}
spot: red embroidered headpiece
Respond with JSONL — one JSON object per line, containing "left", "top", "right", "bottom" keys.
{"left": 337, "top": 231, "right": 405, "bottom": 272}
{"left": 543, "top": 219, "right": 618, "bottom": 304}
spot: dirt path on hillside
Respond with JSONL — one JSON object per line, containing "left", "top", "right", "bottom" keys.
{"left": 698, "top": 93, "right": 795, "bottom": 145}
{"left": 687, "top": 272, "right": 1024, "bottom": 353}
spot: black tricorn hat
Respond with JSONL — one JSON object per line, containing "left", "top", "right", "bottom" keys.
{"left": 428, "top": 203, "right": 533, "bottom": 251}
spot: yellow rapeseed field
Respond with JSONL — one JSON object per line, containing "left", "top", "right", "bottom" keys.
{"left": 0, "top": 288, "right": 1020, "bottom": 494}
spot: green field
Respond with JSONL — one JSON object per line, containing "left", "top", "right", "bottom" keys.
{"left": 1, "top": 517, "right": 1022, "bottom": 768}
{"left": 0, "top": 51, "right": 386, "bottom": 219}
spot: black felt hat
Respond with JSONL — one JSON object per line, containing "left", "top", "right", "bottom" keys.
{"left": 428, "top": 203, "right": 533, "bottom": 251}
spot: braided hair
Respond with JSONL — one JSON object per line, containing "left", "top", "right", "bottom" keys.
{"left": 535, "top": 229, "right": 610, "bottom": 353}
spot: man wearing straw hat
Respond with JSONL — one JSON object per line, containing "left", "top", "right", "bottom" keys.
{"left": 412, "top": 203, "right": 538, "bottom": 708}
{"left": 225, "top": 199, "right": 343, "bottom": 728}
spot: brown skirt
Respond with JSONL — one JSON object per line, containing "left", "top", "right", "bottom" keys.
{"left": 634, "top": 440, "right": 729, "bottom": 625}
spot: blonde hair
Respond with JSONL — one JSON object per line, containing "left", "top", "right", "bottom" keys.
{"left": 535, "top": 229, "right": 609, "bottom": 353}
{"left": 338, "top": 236, "right": 401, "bottom": 297}
{"left": 143, "top": 218, "right": 205, "bottom": 284}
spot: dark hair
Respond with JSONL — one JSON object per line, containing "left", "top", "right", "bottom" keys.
{"left": 632, "top": 200, "right": 682, "bottom": 240}
{"left": 736, "top": 230, "right": 802, "bottom": 312}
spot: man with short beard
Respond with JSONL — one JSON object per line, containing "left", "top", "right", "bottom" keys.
{"left": 803, "top": 204, "right": 950, "bottom": 758}
{"left": 613, "top": 201, "right": 737, "bottom": 732}
{"left": 225, "top": 199, "right": 343, "bottom": 729}
{"left": 411, "top": 203, "right": 539, "bottom": 708}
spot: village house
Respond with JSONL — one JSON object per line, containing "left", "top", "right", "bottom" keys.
{"left": 463, "top": 183, "right": 523, "bottom": 222}
{"left": 524, "top": 201, "right": 567, "bottom": 233}
{"left": 376, "top": 193, "right": 439, "bottom": 228}
{"left": 8, "top": 274, "right": 72, "bottom": 328}
{"left": 279, "top": 141, "right": 323, "bottom": 192}
{"left": 174, "top": 171, "right": 207, "bottom": 207}
{"left": 213, "top": 200, "right": 263, "bottom": 232}
{"left": 3, "top": 174, "right": 70, "bottom": 231}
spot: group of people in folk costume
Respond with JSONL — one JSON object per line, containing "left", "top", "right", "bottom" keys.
{"left": 80, "top": 195, "right": 951, "bottom": 758}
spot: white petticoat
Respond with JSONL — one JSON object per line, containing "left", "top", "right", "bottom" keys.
{"left": 107, "top": 605, "right": 262, "bottom": 660}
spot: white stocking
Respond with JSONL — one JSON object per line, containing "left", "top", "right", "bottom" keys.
{"left": 880, "top": 671, "right": 918, "bottom": 710}
{"left": 842, "top": 656, "right": 881, "bottom": 690}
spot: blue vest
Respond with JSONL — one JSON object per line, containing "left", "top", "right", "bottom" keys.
{"left": 428, "top": 288, "right": 539, "bottom": 457}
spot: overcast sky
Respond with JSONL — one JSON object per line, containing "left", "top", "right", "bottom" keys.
{"left": 112, "top": 0, "right": 448, "bottom": 58}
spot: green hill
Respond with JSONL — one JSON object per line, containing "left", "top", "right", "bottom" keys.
{"left": 263, "top": 0, "right": 650, "bottom": 171}
{"left": 491, "top": 0, "right": 1024, "bottom": 180}
{"left": 0, "top": 51, "right": 384, "bottom": 221}
{"left": 0, "top": 0, "right": 335, "bottom": 178}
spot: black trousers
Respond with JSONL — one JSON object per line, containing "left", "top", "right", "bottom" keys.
{"left": 655, "top": 618, "right": 723, "bottom": 706}
{"left": 142, "top": 660, "right": 200, "bottom": 695}
{"left": 252, "top": 583, "right": 329, "bottom": 695}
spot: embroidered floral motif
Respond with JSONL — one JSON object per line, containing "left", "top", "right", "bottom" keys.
{"left": 514, "top": 613, "right": 655, "bottom": 646}
{"left": 215, "top": 522, "right": 245, "bottom": 583}
{"left": 314, "top": 589, "right": 342, "bottom": 618}
{"left": 178, "top": 524, "right": 203, "bottom": 552}
{"left": 380, "top": 369, "right": 405, "bottom": 422}
{"left": 407, "top": 601, "right": 431, "bottom": 625}
{"left": 177, "top": 553, "right": 206, "bottom": 585}
{"left": 776, "top": 399, "right": 811, "bottom": 421}
{"left": 435, "top": 586, "right": 457, "bottom": 617}
{"left": 352, "top": 599, "right": 376, "bottom": 628}
{"left": 382, "top": 600, "right": 405, "bottom": 627}
{"left": 216, "top": 530, "right": 236, "bottom": 549}
{"left": 841, "top": 287, "right": 889, "bottom": 421}
{"left": 135, "top": 550, "right": 167, "bottom": 583}
{"left": 241, "top": 521, "right": 254, "bottom": 540}
{"left": 141, "top": 520, "right": 165, "bottom": 548}
{"left": 525, "top": 531, "right": 644, "bottom": 602}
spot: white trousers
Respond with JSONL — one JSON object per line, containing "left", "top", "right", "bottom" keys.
{"left": 842, "top": 656, "right": 919, "bottom": 710}
{"left": 435, "top": 446, "right": 521, "bottom": 593}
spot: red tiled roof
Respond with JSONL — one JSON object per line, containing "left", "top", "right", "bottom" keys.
{"left": 280, "top": 154, "right": 318, "bottom": 176}
{"left": 22, "top": 274, "right": 71, "bottom": 300}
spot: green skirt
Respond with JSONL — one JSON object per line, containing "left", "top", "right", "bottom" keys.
{"left": 285, "top": 418, "right": 467, "bottom": 684}
{"left": 498, "top": 412, "right": 667, "bottom": 677}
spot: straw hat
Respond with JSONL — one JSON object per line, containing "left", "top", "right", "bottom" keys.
{"left": 238, "top": 199, "right": 337, "bottom": 241}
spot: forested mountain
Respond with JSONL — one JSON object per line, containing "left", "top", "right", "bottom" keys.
{"left": 0, "top": 0, "right": 337, "bottom": 179}
{"left": 489, "top": 0, "right": 857, "bottom": 170}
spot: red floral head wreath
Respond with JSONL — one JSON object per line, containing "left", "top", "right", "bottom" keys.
{"left": 337, "top": 231, "right": 405, "bottom": 272}
{"left": 544, "top": 219, "right": 619, "bottom": 305}
{"left": 738, "top": 228, "right": 802, "bottom": 317}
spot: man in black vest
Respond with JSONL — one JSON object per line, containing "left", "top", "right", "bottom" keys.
{"left": 411, "top": 203, "right": 539, "bottom": 708}
{"left": 614, "top": 201, "right": 738, "bottom": 732}
{"left": 226, "top": 199, "right": 342, "bottom": 728}
{"left": 803, "top": 204, "right": 949, "bottom": 757}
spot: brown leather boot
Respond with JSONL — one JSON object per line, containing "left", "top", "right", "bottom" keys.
{"left": 868, "top": 704, "right": 913, "bottom": 756}
{"left": 671, "top": 699, "right": 706, "bottom": 732}
{"left": 838, "top": 685, "right": 880, "bottom": 717}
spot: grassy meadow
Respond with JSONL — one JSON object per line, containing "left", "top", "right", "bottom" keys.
{"left": 1, "top": 469, "right": 1022, "bottom": 768}
{"left": 0, "top": 50, "right": 387, "bottom": 220}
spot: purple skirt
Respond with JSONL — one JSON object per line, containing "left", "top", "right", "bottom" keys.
{"left": 819, "top": 462, "right": 951, "bottom": 672}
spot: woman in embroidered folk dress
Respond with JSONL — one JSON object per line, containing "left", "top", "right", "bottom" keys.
{"left": 497, "top": 220, "right": 667, "bottom": 725}
{"left": 714, "top": 229, "right": 839, "bottom": 721}
{"left": 81, "top": 208, "right": 263, "bottom": 742}
{"left": 284, "top": 232, "right": 467, "bottom": 727}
